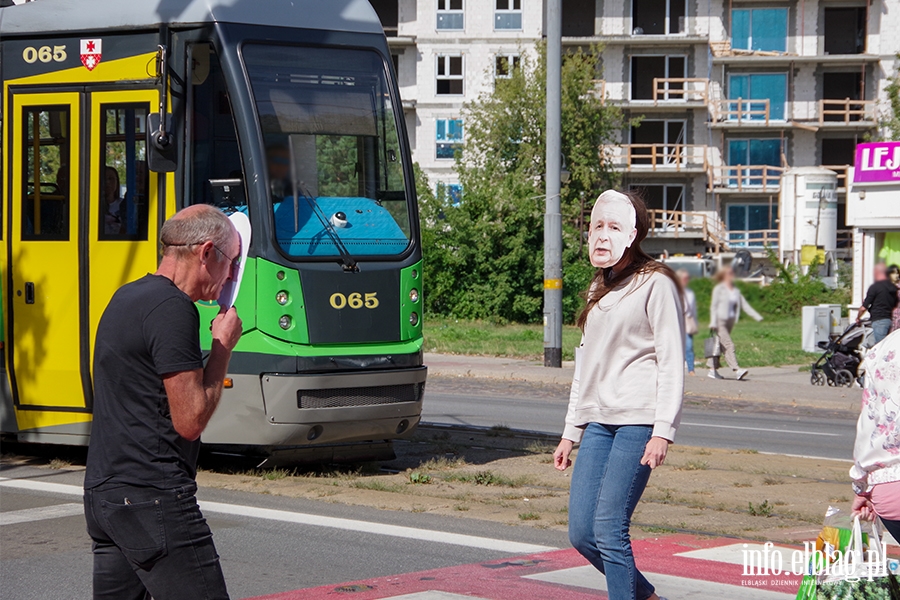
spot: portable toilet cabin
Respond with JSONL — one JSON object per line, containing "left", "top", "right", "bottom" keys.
{"left": 779, "top": 166, "right": 839, "bottom": 278}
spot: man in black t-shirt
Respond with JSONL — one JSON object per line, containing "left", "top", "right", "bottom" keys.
{"left": 84, "top": 204, "right": 242, "bottom": 600}
{"left": 857, "top": 263, "right": 899, "bottom": 344}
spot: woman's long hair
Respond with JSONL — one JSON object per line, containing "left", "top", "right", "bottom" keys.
{"left": 576, "top": 190, "right": 682, "bottom": 331}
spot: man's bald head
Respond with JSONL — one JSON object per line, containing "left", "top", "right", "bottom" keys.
{"left": 160, "top": 205, "right": 236, "bottom": 259}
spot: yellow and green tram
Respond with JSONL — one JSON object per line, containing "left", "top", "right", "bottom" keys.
{"left": 0, "top": 0, "right": 426, "bottom": 460}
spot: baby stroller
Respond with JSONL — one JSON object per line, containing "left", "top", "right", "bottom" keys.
{"left": 810, "top": 321, "right": 872, "bottom": 387}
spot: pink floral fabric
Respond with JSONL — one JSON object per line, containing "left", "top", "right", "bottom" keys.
{"left": 850, "top": 330, "right": 900, "bottom": 495}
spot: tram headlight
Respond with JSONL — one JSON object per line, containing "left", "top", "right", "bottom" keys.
{"left": 409, "top": 288, "right": 419, "bottom": 303}
{"left": 411, "top": 269, "right": 419, "bottom": 279}
{"left": 276, "top": 291, "right": 289, "bottom": 306}
{"left": 279, "top": 315, "right": 292, "bottom": 330}
{"left": 409, "top": 312, "right": 419, "bottom": 326}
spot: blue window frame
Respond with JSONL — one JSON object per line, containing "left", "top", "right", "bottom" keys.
{"left": 727, "top": 204, "right": 776, "bottom": 246}
{"left": 727, "top": 138, "right": 783, "bottom": 187}
{"left": 437, "top": 182, "right": 462, "bottom": 205}
{"left": 727, "top": 139, "right": 783, "bottom": 167}
{"left": 436, "top": 118, "right": 463, "bottom": 159}
{"left": 728, "top": 73, "right": 787, "bottom": 121}
{"left": 437, "top": 0, "right": 464, "bottom": 30}
{"left": 495, "top": 0, "right": 522, "bottom": 30}
{"left": 732, "top": 8, "right": 788, "bottom": 52}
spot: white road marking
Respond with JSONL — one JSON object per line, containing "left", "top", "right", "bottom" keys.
{"left": 675, "top": 543, "right": 791, "bottom": 566}
{"left": 199, "top": 500, "right": 554, "bottom": 554}
{"left": 758, "top": 451, "right": 852, "bottom": 463}
{"left": 525, "top": 565, "right": 795, "bottom": 599}
{"left": 0, "top": 502, "right": 83, "bottom": 526}
{"left": 681, "top": 421, "right": 842, "bottom": 437}
{"left": 0, "top": 477, "right": 554, "bottom": 555}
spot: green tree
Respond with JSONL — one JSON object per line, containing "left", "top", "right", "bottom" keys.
{"left": 878, "top": 54, "right": 900, "bottom": 140}
{"left": 420, "top": 43, "right": 626, "bottom": 323}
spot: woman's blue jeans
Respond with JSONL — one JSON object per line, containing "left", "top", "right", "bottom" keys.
{"left": 569, "top": 423, "right": 655, "bottom": 600}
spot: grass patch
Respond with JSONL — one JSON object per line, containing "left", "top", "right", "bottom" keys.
{"left": 352, "top": 479, "right": 403, "bottom": 493}
{"left": 763, "top": 477, "right": 781, "bottom": 486}
{"left": 424, "top": 319, "right": 582, "bottom": 361}
{"left": 518, "top": 512, "right": 541, "bottom": 521}
{"left": 407, "top": 471, "right": 433, "bottom": 485}
{"left": 48, "top": 458, "right": 71, "bottom": 470}
{"left": 733, "top": 481, "right": 753, "bottom": 488}
{"left": 258, "top": 467, "right": 294, "bottom": 481}
{"left": 748, "top": 500, "right": 774, "bottom": 517}
{"left": 424, "top": 313, "right": 818, "bottom": 367}
{"left": 418, "top": 457, "right": 465, "bottom": 471}
{"left": 641, "top": 525, "right": 677, "bottom": 534}
{"left": 454, "top": 504, "right": 470, "bottom": 512}
{"left": 444, "top": 470, "right": 533, "bottom": 487}
{"left": 675, "top": 460, "right": 709, "bottom": 471}
{"left": 524, "top": 441, "right": 556, "bottom": 454}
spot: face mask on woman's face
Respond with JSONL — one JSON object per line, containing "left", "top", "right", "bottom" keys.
{"left": 588, "top": 191, "right": 637, "bottom": 269}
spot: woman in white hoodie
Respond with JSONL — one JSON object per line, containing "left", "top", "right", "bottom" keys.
{"left": 554, "top": 190, "right": 683, "bottom": 600}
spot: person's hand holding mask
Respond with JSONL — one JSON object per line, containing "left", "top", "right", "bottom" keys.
{"left": 588, "top": 190, "right": 637, "bottom": 269}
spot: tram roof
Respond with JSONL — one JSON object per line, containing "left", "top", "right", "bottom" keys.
{"left": 0, "top": 0, "right": 384, "bottom": 37}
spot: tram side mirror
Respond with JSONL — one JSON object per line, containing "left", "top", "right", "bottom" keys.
{"left": 146, "top": 113, "right": 178, "bottom": 173}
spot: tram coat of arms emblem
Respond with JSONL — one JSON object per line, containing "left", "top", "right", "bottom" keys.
{"left": 80, "top": 39, "right": 102, "bottom": 71}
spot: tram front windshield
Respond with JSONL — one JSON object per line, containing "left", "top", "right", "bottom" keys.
{"left": 243, "top": 44, "right": 411, "bottom": 259}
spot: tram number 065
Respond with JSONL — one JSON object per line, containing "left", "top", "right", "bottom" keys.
{"left": 329, "top": 292, "right": 379, "bottom": 310}
{"left": 22, "top": 45, "right": 67, "bottom": 64}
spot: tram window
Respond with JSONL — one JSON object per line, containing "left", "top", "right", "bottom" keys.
{"left": 189, "top": 44, "right": 245, "bottom": 212}
{"left": 244, "top": 44, "right": 412, "bottom": 258}
{"left": 99, "top": 105, "right": 149, "bottom": 240}
{"left": 22, "top": 107, "right": 70, "bottom": 241}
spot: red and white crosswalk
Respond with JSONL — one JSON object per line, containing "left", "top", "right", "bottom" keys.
{"left": 249, "top": 535, "right": 803, "bottom": 600}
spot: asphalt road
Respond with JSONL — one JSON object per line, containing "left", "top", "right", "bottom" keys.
{"left": 0, "top": 465, "right": 567, "bottom": 600}
{"left": 421, "top": 386, "right": 858, "bottom": 460}
{"left": 1, "top": 379, "right": 858, "bottom": 600}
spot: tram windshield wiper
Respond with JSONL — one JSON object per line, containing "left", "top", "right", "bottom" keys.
{"left": 287, "top": 137, "right": 359, "bottom": 272}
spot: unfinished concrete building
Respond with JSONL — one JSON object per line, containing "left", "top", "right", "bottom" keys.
{"left": 369, "top": 0, "right": 899, "bottom": 257}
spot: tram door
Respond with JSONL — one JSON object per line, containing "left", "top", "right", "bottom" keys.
{"left": 8, "top": 90, "right": 159, "bottom": 411}
{"left": 86, "top": 91, "right": 158, "bottom": 367}
{"left": 9, "top": 93, "right": 83, "bottom": 408}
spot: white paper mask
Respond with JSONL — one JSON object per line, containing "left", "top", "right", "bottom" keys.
{"left": 588, "top": 190, "right": 637, "bottom": 269}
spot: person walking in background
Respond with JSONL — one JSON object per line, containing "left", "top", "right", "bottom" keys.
{"left": 856, "top": 262, "right": 897, "bottom": 344}
{"left": 850, "top": 329, "right": 900, "bottom": 544}
{"left": 84, "top": 205, "right": 242, "bottom": 600}
{"left": 887, "top": 265, "right": 900, "bottom": 333}
{"left": 707, "top": 266, "right": 762, "bottom": 381}
{"left": 677, "top": 269, "right": 698, "bottom": 376}
{"left": 554, "top": 190, "right": 683, "bottom": 600}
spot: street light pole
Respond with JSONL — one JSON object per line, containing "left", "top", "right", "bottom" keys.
{"left": 543, "top": 0, "right": 563, "bottom": 368}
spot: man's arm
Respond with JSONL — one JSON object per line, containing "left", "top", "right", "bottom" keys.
{"left": 163, "top": 308, "right": 242, "bottom": 441}
{"left": 857, "top": 285, "right": 876, "bottom": 323}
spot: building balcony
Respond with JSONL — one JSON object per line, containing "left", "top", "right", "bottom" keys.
{"left": 711, "top": 98, "right": 774, "bottom": 126}
{"left": 710, "top": 48, "right": 882, "bottom": 66}
{"left": 816, "top": 99, "right": 877, "bottom": 128}
{"left": 645, "top": 209, "right": 729, "bottom": 253}
{"left": 616, "top": 78, "right": 710, "bottom": 111}
{"left": 651, "top": 78, "right": 708, "bottom": 105}
{"left": 568, "top": 34, "right": 708, "bottom": 47}
{"left": 727, "top": 229, "right": 779, "bottom": 249}
{"left": 709, "top": 165, "right": 784, "bottom": 194}
{"left": 607, "top": 144, "right": 708, "bottom": 173}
